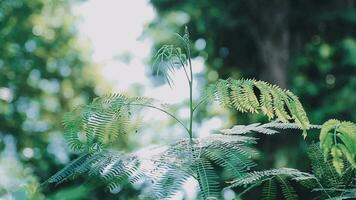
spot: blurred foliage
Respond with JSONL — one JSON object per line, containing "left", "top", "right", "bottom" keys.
{"left": 146, "top": 1, "right": 356, "bottom": 144}
{"left": 0, "top": 0, "right": 102, "bottom": 198}
{"left": 292, "top": 37, "right": 356, "bottom": 123}
{"left": 148, "top": 0, "right": 356, "bottom": 123}
{"left": 0, "top": 158, "right": 44, "bottom": 199}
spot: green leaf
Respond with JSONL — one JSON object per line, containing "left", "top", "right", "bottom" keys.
{"left": 206, "top": 79, "right": 310, "bottom": 132}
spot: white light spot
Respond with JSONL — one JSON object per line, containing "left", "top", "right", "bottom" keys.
{"left": 24, "top": 40, "right": 37, "bottom": 52}
{"left": 22, "top": 148, "right": 34, "bottom": 158}
{"left": 208, "top": 70, "right": 219, "bottom": 81}
{"left": 177, "top": 107, "right": 190, "bottom": 119}
{"left": 59, "top": 65, "right": 71, "bottom": 77}
{"left": 182, "top": 177, "right": 199, "bottom": 199}
{"left": 195, "top": 38, "right": 206, "bottom": 50}
{"left": 198, "top": 116, "right": 225, "bottom": 138}
{"left": 223, "top": 188, "right": 236, "bottom": 200}
{"left": 192, "top": 56, "right": 205, "bottom": 74}
{"left": 326, "top": 74, "right": 335, "bottom": 85}
{"left": 0, "top": 87, "right": 13, "bottom": 102}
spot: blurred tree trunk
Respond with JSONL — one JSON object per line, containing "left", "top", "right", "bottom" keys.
{"left": 245, "top": 0, "right": 291, "bottom": 166}
{"left": 246, "top": 0, "right": 290, "bottom": 89}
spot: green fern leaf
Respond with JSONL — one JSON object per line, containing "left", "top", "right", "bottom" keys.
{"left": 269, "top": 86, "right": 290, "bottom": 123}
{"left": 62, "top": 111, "right": 85, "bottom": 152}
{"left": 229, "top": 79, "right": 249, "bottom": 112}
{"left": 261, "top": 178, "right": 277, "bottom": 200}
{"left": 47, "top": 153, "right": 91, "bottom": 184}
{"left": 152, "top": 169, "right": 190, "bottom": 199}
{"left": 255, "top": 81, "right": 274, "bottom": 119}
{"left": 306, "top": 149, "right": 354, "bottom": 199}
{"left": 206, "top": 79, "right": 310, "bottom": 132}
{"left": 62, "top": 94, "right": 156, "bottom": 153}
{"left": 219, "top": 121, "right": 321, "bottom": 136}
{"left": 216, "top": 79, "right": 231, "bottom": 107}
{"left": 319, "top": 120, "right": 356, "bottom": 174}
{"left": 195, "top": 158, "right": 220, "bottom": 199}
{"left": 202, "top": 144, "right": 255, "bottom": 179}
{"left": 229, "top": 168, "right": 316, "bottom": 188}
{"left": 276, "top": 176, "right": 298, "bottom": 200}
{"left": 152, "top": 35, "right": 189, "bottom": 87}
{"left": 147, "top": 134, "right": 255, "bottom": 199}
{"left": 307, "top": 144, "right": 342, "bottom": 189}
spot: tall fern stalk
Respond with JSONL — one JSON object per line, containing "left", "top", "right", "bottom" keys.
{"left": 45, "top": 28, "right": 356, "bottom": 200}
{"left": 186, "top": 27, "right": 194, "bottom": 140}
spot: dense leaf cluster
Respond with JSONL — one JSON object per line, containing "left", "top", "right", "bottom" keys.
{"left": 47, "top": 30, "right": 356, "bottom": 199}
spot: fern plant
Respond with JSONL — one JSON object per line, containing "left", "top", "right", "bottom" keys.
{"left": 205, "top": 78, "right": 310, "bottom": 136}
{"left": 320, "top": 119, "right": 356, "bottom": 174}
{"left": 228, "top": 142, "right": 355, "bottom": 200}
{"left": 46, "top": 28, "right": 356, "bottom": 199}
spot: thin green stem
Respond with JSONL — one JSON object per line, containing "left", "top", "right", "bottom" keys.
{"left": 189, "top": 85, "right": 193, "bottom": 140}
{"left": 128, "top": 103, "right": 189, "bottom": 134}
{"left": 187, "top": 42, "right": 193, "bottom": 141}
{"left": 235, "top": 181, "right": 263, "bottom": 198}
{"left": 314, "top": 179, "right": 332, "bottom": 199}
{"left": 193, "top": 96, "right": 208, "bottom": 112}
{"left": 174, "top": 48, "right": 191, "bottom": 83}
{"left": 333, "top": 125, "right": 339, "bottom": 145}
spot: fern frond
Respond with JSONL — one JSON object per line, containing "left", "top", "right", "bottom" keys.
{"left": 229, "top": 168, "right": 316, "bottom": 200}
{"left": 255, "top": 81, "right": 274, "bottom": 119}
{"left": 276, "top": 176, "right": 298, "bottom": 200}
{"left": 104, "top": 159, "right": 143, "bottom": 193}
{"left": 219, "top": 121, "right": 320, "bottom": 136}
{"left": 101, "top": 156, "right": 141, "bottom": 182}
{"left": 229, "top": 168, "right": 316, "bottom": 188}
{"left": 48, "top": 150, "right": 144, "bottom": 194}
{"left": 326, "top": 188, "right": 356, "bottom": 200}
{"left": 229, "top": 79, "right": 248, "bottom": 112}
{"left": 153, "top": 32, "right": 189, "bottom": 87}
{"left": 62, "top": 94, "right": 157, "bottom": 153}
{"left": 205, "top": 79, "right": 310, "bottom": 132}
{"left": 261, "top": 178, "right": 277, "bottom": 200}
{"left": 241, "top": 79, "right": 260, "bottom": 113}
{"left": 62, "top": 111, "right": 86, "bottom": 152}
{"left": 147, "top": 134, "right": 256, "bottom": 199}
{"left": 194, "top": 158, "right": 220, "bottom": 199}
{"left": 47, "top": 153, "right": 91, "bottom": 184}
{"left": 307, "top": 144, "right": 348, "bottom": 189}
{"left": 320, "top": 187, "right": 356, "bottom": 200}
{"left": 151, "top": 168, "right": 190, "bottom": 199}
{"left": 284, "top": 91, "right": 310, "bottom": 136}
{"left": 202, "top": 143, "right": 255, "bottom": 179}
{"left": 216, "top": 79, "right": 231, "bottom": 107}
{"left": 319, "top": 120, "right": 356, "bottom": 174}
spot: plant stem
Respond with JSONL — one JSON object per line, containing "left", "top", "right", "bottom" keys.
{"left": 187, "top": 42, "right": 193, "bottom": 141}
{"left": 333, "top": 125, "right": 339, "bottom": 145}
{"left": 193, "top": 96, "right": 208, "bottom": 112}
{"left": 174, "top": 48, "right": 191, "bottom": 83}
{"left": 235, "top": 182, "right": 261, "bottom": 198}
{"left": 314, "top": 179, "right": 332, "bottom": 199}
{"left": 128, "top": 103, "right": 189, "bottom": 134}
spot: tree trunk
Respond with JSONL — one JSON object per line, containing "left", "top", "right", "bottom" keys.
{"left": 246, "top": 0, "right": 290, "bottom": 89}
{"left": 245, "top": 0, "right": 291, "bottom": 167}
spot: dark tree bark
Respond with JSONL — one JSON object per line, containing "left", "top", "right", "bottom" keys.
{"left": 246, "top": 0, "right": 290, "bottom": 89}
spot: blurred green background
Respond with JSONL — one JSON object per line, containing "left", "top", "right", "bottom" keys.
{"left": 0, "top": 0, "right": 355, "bottom": 199}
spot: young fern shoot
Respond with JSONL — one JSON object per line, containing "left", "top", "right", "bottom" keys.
{"left": 153, "top": 26, "right": 195, "bottom": 140}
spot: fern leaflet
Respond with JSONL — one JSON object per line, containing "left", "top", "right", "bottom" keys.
{"left": 206, "top": 78, "right": 310, "bottom": 135}
{"left": 319, "top": 120, "right": 356, "bottom": 174}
